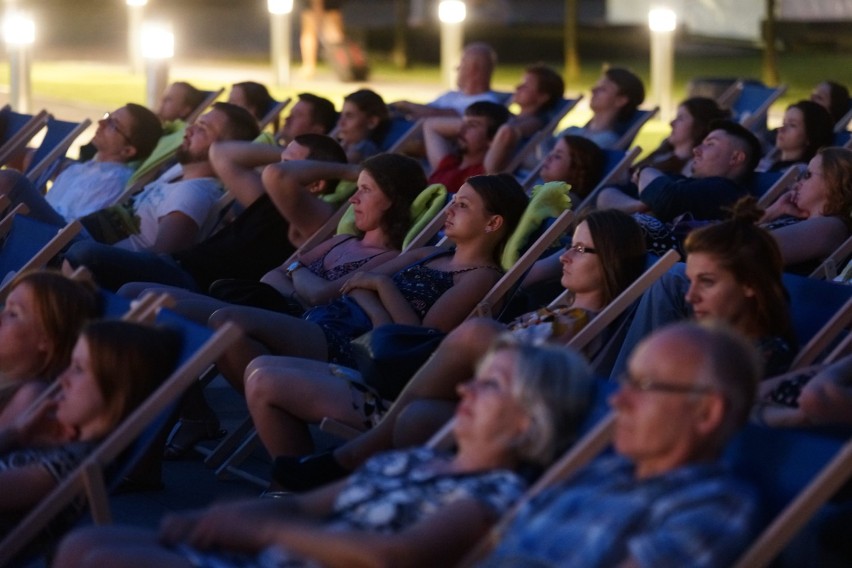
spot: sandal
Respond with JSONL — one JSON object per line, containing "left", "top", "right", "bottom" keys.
{"left": 163, "top": 418, "right": 226, "bottom": 460}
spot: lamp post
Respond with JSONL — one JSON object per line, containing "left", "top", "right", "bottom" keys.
{"left": 3, "top": 12, "right": 34, "bottom": 112}
{"left": 141, "top": 22, "right": 174, "bottom": 111}
{"left": 267, "top": 0, "right": 292, "bottom": 86}
{"left": 126, "top": 0, "right": 147, "bottom": 74}
{"left": 438, "top": 0, "right": 465, "bottom": 89}
{"left": 648, "top": 7, "right": 677, "bottom": 122}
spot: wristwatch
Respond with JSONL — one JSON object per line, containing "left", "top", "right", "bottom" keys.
{"left": 285, "top": 260, "right": 304, "bottom": 278}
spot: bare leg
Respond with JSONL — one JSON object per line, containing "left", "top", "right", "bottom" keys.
{"left": 209, "top": 305, "right": 328, "bottom": 393}
{"left": 119, "top": 283, "right": 232, "bottom": 325}
{"left": 56, "top": 526, "right": 190, "bottom": 568}
{"left": 334, "top": 317, "right": 504, "bottom": 469}
{"left": 246, "top": 356, "right": 368, "bottom": 456}
{"left": 299, "top": 1, "right": 321, "bottom": 76}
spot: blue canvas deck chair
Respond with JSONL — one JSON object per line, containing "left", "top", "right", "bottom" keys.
{"left": 184, "top": 87, "right": 225, "bottom": 125}
{"left": 24, "top": 115, "right": 93, "bottom": 193}
{"left": 754, "top": 164, "right": 801, "bottom": 208}
{"left": 0, "top": 106, "right": 50, "bottom": 167}
{"left": 810, "top": 234, "right": 852, "bottom": 280}
{"left": 381, "top": 116, "right": 423, "bottom": 153}
{"left": 258, "top": 96, "right": 292, "bottom": 132}
{"left": 613, "top": 106, "right": 659, "bottom": 150}
{"left": 0, "top": 308, "right": 243, "bottom": 566}
{"left": 0, "top": 204, "right": 82, "bottom": 302}
{"left": 833, "top": 98, "right": 852, "bottom": 133}
{"left": 571, "top": 146, "right": 643, "bottom": 215}
{"left": 722, "top": 79, "right": 788, "bottom": 132}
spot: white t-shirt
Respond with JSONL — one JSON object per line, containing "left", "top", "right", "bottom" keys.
{"left": 428, "top": 90, "right": 507, "bottom": 116}
{"left": 114, "top": 167, "right": 222, "bottom": 252}
{"left": 45, "top": 161, "right": 134, "bottom": 221}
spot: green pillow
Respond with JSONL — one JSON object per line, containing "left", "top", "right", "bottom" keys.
{"left": 126, "top": 122, "right": 187, "bottom": 186}
{"left": 403, "top": 184, "right": 447, "bottom": 249}
{"left": 501, "top": 181, "right": 572, "bottom": 270}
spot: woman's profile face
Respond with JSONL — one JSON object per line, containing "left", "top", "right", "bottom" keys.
{"left": 776, "top": 107, "right": 808, "bottom": 156}
{"left": 55, "top": 337, "right": 108, "bottom": 439}
{"left": 540, "top": 138, "right": 573, "bottom": 183}
{"left": 559, "top": 221, "right": 604, "bottom": 296}
{"left": 0, "top": 283, "right": 48, "bottom": 378}
{"left": 454, "top": 348, "right": 528, "bottom": 449}
{"left": 667, "top": 105, "right": 695, "bottom": 147}
{"left": 685, "top": 252, "right": 756, "bottom": 328}
{"left": 791, "top": 154, "right": 829, "bottom": 217}
{"left": 336, "top": 101, "right": 374, "bottom": 145}
{"left": 350, "top": 170, "right": 392, "bottom": 232}
{"left": 444, "top": 183, "right": 495, "bottom": 241}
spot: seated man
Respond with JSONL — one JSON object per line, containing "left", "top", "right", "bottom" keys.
{"left": 390, "top": 42, "right": 506, "bottom": 120}
{"left": 156, "top": 81, "right": 208, "bottom": 124}
{"left": 423, "top": 101, "right": 511, "bottom": 193}
{"left": 62, "top": 103, "right": 259, "bottom": 284}
{"left": 597, "top": 120, "right": 762, "bottom": 222}
{"left": 0, "top": 104, "right": 163, "bottom": 223}
{"left": 478, "top": 321, "right": 761, "bottom": 568}
{"left": 64, "top": 134, "right": 348, "bottom": 292}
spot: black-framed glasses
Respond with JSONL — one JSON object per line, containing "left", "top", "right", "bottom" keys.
{"left": 564, "top": 243, "right": 597, "bottom": 255}
{"left": 617, "top": 373, "right": 716, "bottom": 396}
{"left": 101, "top": 112, "right": 132, "bottom": 143}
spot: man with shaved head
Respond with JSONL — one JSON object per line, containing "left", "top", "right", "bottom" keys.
{"left": 479, "top": 322, "right": 761, "bottom": 568}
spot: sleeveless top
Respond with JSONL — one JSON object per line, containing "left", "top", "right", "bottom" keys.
{"left": 306, "top": 236, "right": 388, "bottom": 281}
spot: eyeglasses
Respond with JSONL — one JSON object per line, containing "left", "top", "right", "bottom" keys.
{"left": 101, "top": 112, "right": 132, "bottom": 143}
{"left": 564, "top": 243, "right": 597, "bottom": 255}
{"left": 617, "top": 373, "right": 716, "bottom": 396}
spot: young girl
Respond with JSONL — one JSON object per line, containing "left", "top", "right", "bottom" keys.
{"left": 758, "top": 100, "right": 833, "bottom": 173}
{"left": 334, "top": 89, "right": 390, "bottom": 163}
{"left": 0, "top": 320, "right": 181, "bottom": 534}
{"left": 538, "top": 135, "right": 606, "bottom": 200}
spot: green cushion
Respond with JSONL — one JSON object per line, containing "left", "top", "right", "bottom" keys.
{"left": 322, "top": 180, "right": 358, "bottom": 206}
{"left": 403, "top": 184, "right": 447, "bottom": 249}
{"left": 253, "top": 131, "right": 278, "bottom": 146}
{"left": 126, "top": 121, "right": 187, "bottom": 187}
{"left": 501, "top": 181, "right": 572, "bottom": 270}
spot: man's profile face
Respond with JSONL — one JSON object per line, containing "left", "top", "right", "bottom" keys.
{"left": 609, "top": 331, "right": 711, "bottom": 476}
{"left": 176, "top": 109, "right": 227, "bottom": 164}
{"left": 458, "top": 114, "right": 491, "bottom": 156}
{"left": 279, "top": 101, "right": 317, "bottom": 143}
{"left": 691, "top": 129, "right": 739, "bottom": 179}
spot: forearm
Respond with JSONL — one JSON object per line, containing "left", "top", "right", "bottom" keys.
{"left": 597, "top": 187, "right": 648, "bottom": 213}
{"left": 484, "top": 125, "right": 520, "bottom": 174}
{"left": 423, "top": 117, "right": 462, "bottom": 171}
{"left": 211, "top": 141, "right": 283, "bottom": 207}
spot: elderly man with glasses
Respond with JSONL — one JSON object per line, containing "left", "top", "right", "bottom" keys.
{"left": 0, "top": 103, "right": 163, "bottom": 224}
{"left": 478, "top": 321, "right": 761, "bottom": 568}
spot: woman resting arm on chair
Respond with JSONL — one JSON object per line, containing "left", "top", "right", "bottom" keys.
{"left": 56, "top": 336, "right": 597, "bottom": 568}
{"left": 0, "top": 321, "right": 181, "bottom": 534}
{"left": 250, "top": 209, "right": 646, "bottom": 489}
{"left": 210, "top": 174, "right": 529, "bottom": 396}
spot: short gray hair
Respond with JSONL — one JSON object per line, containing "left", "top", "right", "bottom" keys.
{"left": 478, "top": 335, "right": 595, "bottom": 467}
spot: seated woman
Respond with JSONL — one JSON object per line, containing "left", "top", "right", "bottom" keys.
{"left": 754, "top": 354, "right": 852, "bottom": 428}
{"left": 119, "top": 153, "right": 425, "bottom": 324}
{"left": 247, "top": 209, "right": 646, "bottom": 489}
{"left": 210, "top": 174, "right": 528, "bottom": 395}
{"left": 555, "top": 67, "right": 645, "bottom": 150}
{"left": 810, "top": 80, "right": 850, "bottom": 127}
{"left": 613, "top": 198, "right": 798, "bottom": 380}
{"left": 334, "top": 89, "right": 390, "bottom": 164}
{"left": 632, "top": 96, "right": 729, "bottom": 176}
{"left": 756, "top": 100, "right": 833, "bottom": 173}
{"left": 536, "top": 134, "right": 606, "bottom": 201}
{"left": 0, "top": 320, "right": 181, "bottom": 536}
{"left": 0, "top": 271, "right": 101, "bottom": 428}
{"left": 55, "top": 336, "right": 597, "bottom": 568}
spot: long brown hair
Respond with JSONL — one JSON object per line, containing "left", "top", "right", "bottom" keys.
{"left": 580, "top": 209, "right": 647, "bottom": 306}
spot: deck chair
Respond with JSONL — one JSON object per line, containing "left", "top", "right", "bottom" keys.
{"left": 612, "top": 107, "right": 659, "bottom": 150}
{"left": 0, "top": 107, "right": 50, "bottom": 167}
{"left": 258, "top": 97, "right": 292, "bottom": 132}
{"left": 572, "top": 146, "right": 643, "bottom": 216}
{"left": 0, "top": 207, "right": 82, "bottom": 302}
{"left": 727, "top": 80, "right": 788, "bottom": 132}
{"left": 783, "top": 272, "right": 852, "bottom": 368}
{"left": 24, "top": 116, "right": 93, "bottom": 193}
{"left": 810, "top": 234, "right": 852, "bottom": 280}
{"left": 184, "top": 87, "right": 224, "bottom": 125}
{"left": 755, "top": 164, "right": 800, "bottom": 208}
{"left": 381, "top": 116, "right": 421, "bottom": 153}
{"left": 0, "top": 309, "right": 242, "bottom": 565}
{"left": 833, "top": 98, "right": 852, "bottom": 133}
{"left": 503, "top": 96, "right": 582, "bottom": 176}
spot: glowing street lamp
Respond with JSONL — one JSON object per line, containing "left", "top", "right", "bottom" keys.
{"left": 268, "top": 0, "right": 293, "bottom": 86}
{"left": 648, "top": 7, "right": 677, "bottom": 122}
{"left": 141, "top": 22, "right": 174, "bottom": 111}
{"left": 3, "top": 12, "right": 35, "bottom": 112}
{"left": 438, "top": 0, "right": 465, "bottom": 89}
{"left": 126, "top": 0, "right": 147, "bottom": 74}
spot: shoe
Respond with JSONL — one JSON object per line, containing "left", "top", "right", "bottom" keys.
{"left": 163, "top": 418, "right": 226, "bottom": 460}
{"left": 271, "top": 451, "right": 350, "bottom": 491}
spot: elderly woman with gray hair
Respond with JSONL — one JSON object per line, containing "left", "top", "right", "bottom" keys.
{"left": 57, "top": 336, "right": 596, "bottom": 568}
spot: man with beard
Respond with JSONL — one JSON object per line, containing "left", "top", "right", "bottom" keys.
{"left": 0, "top": 103, "right": 163, "bottom": 224}
{"left": 63, "top": 102, "right": 258, "bottom": 258}
{"left": 423, "top": 101, "right": 510, "bottom": 193}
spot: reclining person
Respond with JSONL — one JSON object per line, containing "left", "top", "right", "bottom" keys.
{"left": 0, "top": 104, "right": 163, "bottom": 223}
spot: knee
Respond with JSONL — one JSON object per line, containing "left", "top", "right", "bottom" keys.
{"left": 245, "top": 358, "right": 282, "bottom": 402}
{"left": 449, "top": 317, "right": 501, "bottom": 352}
{"left": 208, "top": 305, "right": 243, "bottom": 330}
{"left": 64, "top": 240, "right": 104, "bottom": 271}
{"left": 54, "top": 527, "right": 103, "bottom": 568}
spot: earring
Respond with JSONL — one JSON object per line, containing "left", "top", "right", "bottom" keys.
{"left": 485, "top": 227, "right": 493, "bottom": 233}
